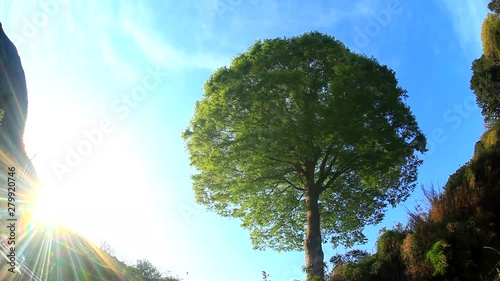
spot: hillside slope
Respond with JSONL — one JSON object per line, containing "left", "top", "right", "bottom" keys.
{"left": 329, "top": 123, "right": 500, "bottom": 281}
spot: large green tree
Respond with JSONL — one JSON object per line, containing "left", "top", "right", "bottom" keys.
{"left": 182, "top": 32, "right": 426, "bottom": 281}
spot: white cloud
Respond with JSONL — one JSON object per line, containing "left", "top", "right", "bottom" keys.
{"left": 121, "top": 18, "right": 229, "bottom": 71}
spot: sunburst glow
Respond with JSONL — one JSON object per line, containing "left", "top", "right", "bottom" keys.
{"left": 31, "top": 187, "right": 74, "bottom": 226}
{"left": 5, "top": 216, "right": 127, "bottom": 280}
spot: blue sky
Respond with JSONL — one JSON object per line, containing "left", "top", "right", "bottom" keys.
{"left": 0, "top": 0, "right": 490, "bottom": 280}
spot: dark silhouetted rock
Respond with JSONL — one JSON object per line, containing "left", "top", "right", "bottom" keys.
{"left": 0, "top": 21, "right": 37, "bottom": 187}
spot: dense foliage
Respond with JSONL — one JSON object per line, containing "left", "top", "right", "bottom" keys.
{"left": 327, "top": 122, "right": 500, "bottom": 281}
{"left": 482, "top": 14, "right": 500, "bottom": 63}
{"left": 489, "top": 0, "right": 500, "bottom": 15}
{"left": 471, "top": 55, "right": 500, "bottom": 120}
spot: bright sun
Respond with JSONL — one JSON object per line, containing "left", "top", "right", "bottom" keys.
{"left": 31, "top": 187, "right": 76, "bottom": 227}
{"left": 24, "top": 120, "right": 152, "bottom": 244}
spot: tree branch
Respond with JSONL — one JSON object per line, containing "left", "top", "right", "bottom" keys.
{"left": 251, "top": 170, "right": 293, "bottom": 182}
{"left": 293, "top": 162, "right": 307, "bottom": 177}
{"left": 319, "top": 145, "right": 334, "bottom": 174}
{"left": 283, "top": 177, "right": 305, "bottom": 192}
{"left": 317, "top": 145, "right": 336, "bottom": 186}
{"left": 265, "top": 155, "right": 295, "bottom": 166}
{"left": 287, "top": 192, "right": 305, "bottom": 218}
{"left": 250, "top": 116, "right": 270, "bottom": 130}
{"left": 322, "top": 156, "right": 359, "bottom": 191}
{"left": 323, "top": 167, "right": 348, "bottom": 191}
{"left": 269, "top": 191, "right": 305, "bottom": 239}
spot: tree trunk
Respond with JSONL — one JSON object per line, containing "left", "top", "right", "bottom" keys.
{"left": 305, "top": 189, "right": 324, "bottom": 281}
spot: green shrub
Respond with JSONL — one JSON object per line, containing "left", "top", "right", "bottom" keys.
{"left": 426, "top": 240, "right": 449, "bottom": 276}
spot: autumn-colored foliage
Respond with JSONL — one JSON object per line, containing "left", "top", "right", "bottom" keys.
{"left": 328, "top": 121, "right": 500, "bottom": 281}
{"left": 482, "top": 14, "right": 500, "bottom": 63}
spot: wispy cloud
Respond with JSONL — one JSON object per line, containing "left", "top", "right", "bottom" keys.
{"left": 98, "top": 38, "right": 141, "bottom": 82}
{"left": 440, "top": 0, "right": 489, "bottom": 58}
{"left": 117, "top": 2, "right": 229, "bottom": 71}
{"left": 312, "top": 0, "right": 386, "bottom": 29}
{"left": 121, "top": 18, "right": 229, "bottom": 71}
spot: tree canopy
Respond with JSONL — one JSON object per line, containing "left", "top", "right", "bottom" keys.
{"left": 183, "top": 31, "right": 426, "bottom": 280}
